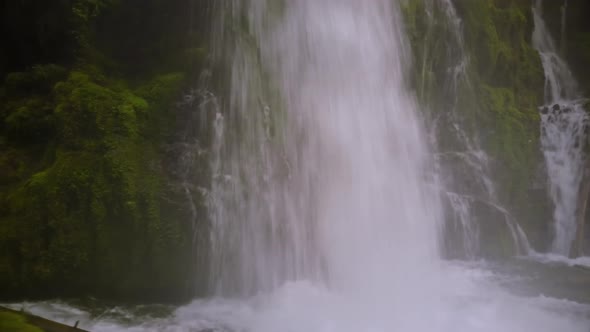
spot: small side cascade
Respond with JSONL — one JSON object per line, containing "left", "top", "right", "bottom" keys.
{"left": 445, "top": 192, "right": 479, "bottom": 256}
{"left": 533, "top": 0, "right": 590, "bottom": 257}
{"left": 424, "top": 0, "right": 531, "bottom": 258}
{"left": 167, "top": 70, "right": 220, "bottom": 291}
{"left": 539, "top": 102, "right": 588, "bottom": 255}
{"left": 175, "top": 71, "right": 219, "bottom": 241}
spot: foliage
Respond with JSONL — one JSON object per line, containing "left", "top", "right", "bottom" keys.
{"left": 0, "top": 64, "right": 196, "bottom": 300}
{"left": 0, "top": 0, "right": 209, "bottom": 302}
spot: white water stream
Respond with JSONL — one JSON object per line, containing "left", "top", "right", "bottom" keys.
{"left": 533, "top": 0, "right": 589, "bottom": 256}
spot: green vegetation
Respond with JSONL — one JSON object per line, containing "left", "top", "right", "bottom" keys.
{"left": 0, "top": 306, "right": 92, "bottom": 332}
{"left": 0, "top": 1, "right": 210, "bottom": 301}
{"left": 402, "top": 0, "right": 550, "bottom": 251}
{"left": 0, "top": 311, "right": 43, "bottom": 332}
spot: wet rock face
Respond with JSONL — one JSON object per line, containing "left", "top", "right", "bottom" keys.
{"left": 541, "top": 102, "right": 590, "bottom": 136}
{"left": 440, "top": 191, "right": 521, "bottom": 260}
{"left": 547, "top": 103, "right": 575, "bottom": 116}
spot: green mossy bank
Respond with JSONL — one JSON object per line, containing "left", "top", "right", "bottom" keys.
{"left": 0, "top": 306, "right": 89, "bottom": 332}
{"left": 0, "top": 1, "right": 211, "bottom": 302}
{"left": 0, "top": 311, "right": 43, "bottom": 332}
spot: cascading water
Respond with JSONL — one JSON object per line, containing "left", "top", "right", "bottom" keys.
{"left": 209, "top": 0, "right": 442, "bottom": 310}
{"left": 165, "top": 70, "right": 220, "bottom": 292}
{"left": 533, "top": 0, "right": 589, "bottom": 256}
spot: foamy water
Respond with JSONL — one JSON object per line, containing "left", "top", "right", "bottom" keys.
{"left": 533, "top": 0, "right": 589, "bottom": 256}
{"left": 8, "top": 262, "right": 590, "bottom": 332}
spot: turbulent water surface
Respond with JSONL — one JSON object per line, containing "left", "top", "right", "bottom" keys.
{"left": 8, "top": 1, "right": 590, "bottom": 331}
{"left": 6, "top": 260, "right": 590, "bottom": 332}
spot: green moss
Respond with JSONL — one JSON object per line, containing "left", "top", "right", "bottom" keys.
{"left": 3, "top": 65, "right": 67, "bottom": 95}
{"left": 455, "top": 0, "right": 543, "bottom": 87}
{"left": 456, "top": 1, "right": 545, "bottom": 221}
{"left": 0, "top": 65, "right": 66, "bottom": 144}
{"left": 52, "top": 71, "right": 147, "bottom": 147}
{"left": 0, "top": 66, "right": 195, "bottom": 301}
{"left": 4, "top": 102, "right": 55, "bottom": 143}
{"left": 136, "top": 73, "right": 185, "bottom": 106}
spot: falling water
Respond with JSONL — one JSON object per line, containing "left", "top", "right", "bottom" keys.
{"left": 533, "top": 0, "right": 589, "bottom": 256}
{"left": 560, "top": 0, "right": 568, "bottom": 55}
{"left": 209, "top": 0, "right": 441, "bottom": 309}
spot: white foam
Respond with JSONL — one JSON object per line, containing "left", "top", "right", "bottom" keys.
{"left": 8, "top": 263, "right": 589, "bottom": 332}
{"left": 527, "top": 252, "right": 590, "bottom": 268}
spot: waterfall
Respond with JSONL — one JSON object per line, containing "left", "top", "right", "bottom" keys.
{"left": 533, "top": 0, "right": 589, "bottom": 256}
{"left": 208, "top": 1, "right": 442, "bottom": 320}
{"left": 7, "top": 2, "right": 590, "bottom": 332}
